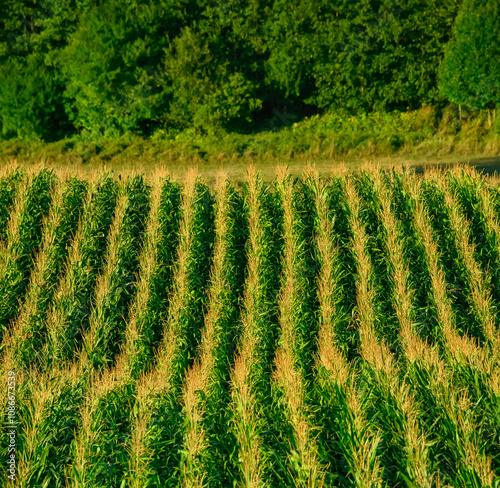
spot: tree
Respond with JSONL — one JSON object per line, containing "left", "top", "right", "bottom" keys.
{"left": 0, "top": 54, "right": 67, "bottom": 140}
{"left": 163, "top": 0, "right": 264, "bottom": 132}
{"left": 59, "top": 0, "right": 185, "bottom": 138}
{"left": 0, "top": 0, "right": 88, "bottom": 140}
{"left": 439, "top": 0, "right": 500, "bottom": 110}
{"left": 310, "top": 0, "right": 460, "bottom": 114}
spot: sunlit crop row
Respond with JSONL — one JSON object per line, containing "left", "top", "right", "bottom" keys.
{"left": 1, "top": 165, "right": 499, "bottom": 487}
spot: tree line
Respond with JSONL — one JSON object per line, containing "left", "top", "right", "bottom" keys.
{"left": 0, "top": 0, "right": 497, "bottom": 142}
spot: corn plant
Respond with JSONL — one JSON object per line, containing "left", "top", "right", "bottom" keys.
{"left": 335, "top": 169, "right": 442, "bottom": 487}
{"left": 13, "top": 371, "right": 60, "bottom": 487}
{"left": 401, "top": 171, "right": 499, "bottom": 484}
{"left": 43, "top": 173, "right": 118, "bottom": 369}
{"left": 0, "top": 167, "right": 23, "bottom": 244}
{"left": 79, "top": 177, "right": 165, "bottom": 488}
{"left": 404, "top": 172, "right": 500, "bottom": 407}
{"left": 124, "top": 370, "right": 168, "bottom": 488}
{"left": 70, "top": 176, "right": 168, "bottom": 488}
{"left": 8, "top": 358, "right": 86, "bottom": 488}
{"left": 179, "top": 171, "right": 247, "bottom": 487}
{"left": 83, "top": 174, "right": 150, "bottom": 371}
{"left": 408, "top": 353, "right": 497, "bottom": 487}
{"left": 66, "top": 362, "right": 132, "bottom": 488}
{"left": 229, "top": 166, "right": 282, "bottom": 488}
{"left": 0, "top": 169, "right": 56, "bottom": 336}
{"left": 370, "top": 169, "right": 437, "bottom": 487}
{"left": 8, "top": 176, "right": 88, "bottom": 370}
{"left": 419, "top": 170, "right": 481, "bottom": 342}
{"left": 319, "top": 166, "right": 359, "bottom": 360}
{"left": 432, "top": 172, "right": 497, "bottom": 347}
{"left": 270, "top": 167, "right": 326, "bottom": 487}
{"left": 353, "top": 168, "right": 401, "bottom": 355}
{"left": 1, "top": 166, "right": 500, "bottom": 487}
{"left": 311, "top": 168, "right": 383, "bottom": 488}
{"left": 130, "top": 169, "right": 215, "bottom": 487}
{"left": 403, "top": 174, "right": 480, "bottom": 364}
{"left": 450, "top": 167, "right": 500, "bottom": 317}
{"left": 346, "top": 172, "right": 406, "bottom": 486}
{"left": 123, "top": 175, "right": 182, "bottom": 379}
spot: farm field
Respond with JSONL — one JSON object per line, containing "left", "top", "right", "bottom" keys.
{"left": 1, "top": 164, "right": 500, "bottom": 487}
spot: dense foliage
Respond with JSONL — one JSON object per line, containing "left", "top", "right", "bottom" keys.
{"left": 439, "top": 0, "right": 500, "bottom": 110}
{"left": 0, "top": 0, "right": 478, "bottom": 142}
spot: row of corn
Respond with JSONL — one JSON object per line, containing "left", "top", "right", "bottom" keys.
{"left": 0, "top": 165, "right": 499, "bottom": 487}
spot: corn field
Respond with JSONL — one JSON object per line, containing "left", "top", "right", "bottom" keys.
{"left": 1, "top": 164, "right": 499, "bottom": 488}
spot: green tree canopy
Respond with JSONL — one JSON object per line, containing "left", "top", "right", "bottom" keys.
{"left": 0, "top": 0, "right": 473, "bottom": 141}
{"left": 59, "top": 0, "right": 186, "bottom": 138}
{"left": 164, "top": 0, "right": 264, "bottom": 132}
{"left": 0, "top": 0, "right": 90, "bottom": 140}
{"left": 439, "top": 0, "right": 500, "bottom": 109}
{"left": 310, "top": 0, "right": 460, "bottom": 114}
